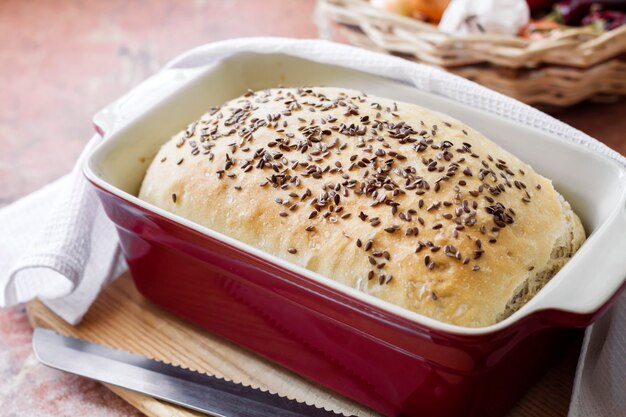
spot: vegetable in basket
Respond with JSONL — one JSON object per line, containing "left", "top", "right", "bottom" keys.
{"left": 438, "top": 0, "right": 530, "bottom": 35}
{"left": 582, "top": 9, "right": 626, "bottom": 30}
{"left": 370, "top": 0, "right": 450, "bottom": 22}
{"left": 554, "top": 0, "right": 626, "bottom": 25}
{"left": 370, "top": 0, "right": 626, "bottom": 33}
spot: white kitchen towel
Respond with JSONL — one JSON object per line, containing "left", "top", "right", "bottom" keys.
{"left": 0, "top": 136, "right": 125, "bottom": 324}
{"left": 568, "top": 292, "right": 626, "bottom": 417}
{"left": 0, "top": 38, "right": 623, "bottom": 416}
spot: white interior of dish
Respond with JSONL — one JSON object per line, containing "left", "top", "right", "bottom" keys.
{"left": 84, "top": 53, "right": 626, "bottom": 335}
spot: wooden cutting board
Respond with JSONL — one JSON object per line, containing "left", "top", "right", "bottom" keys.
{"left": 27, "top": 272, "right": 580, "bottom": 417}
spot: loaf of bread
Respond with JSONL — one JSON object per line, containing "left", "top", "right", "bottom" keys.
{"left": 139, "top": 87, "right": 585, "bottom": 327}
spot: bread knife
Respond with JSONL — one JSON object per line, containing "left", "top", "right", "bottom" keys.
{"left": 32, "top": 328, "right": 349, "bottom": 417}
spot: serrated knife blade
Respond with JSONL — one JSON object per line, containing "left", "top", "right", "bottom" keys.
{"left": 32, "top": 328, "right": 348, "bottom": 417}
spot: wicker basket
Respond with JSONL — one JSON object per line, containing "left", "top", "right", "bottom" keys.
{"left": 315, "top": 0, "right": 626, "bottom": 106}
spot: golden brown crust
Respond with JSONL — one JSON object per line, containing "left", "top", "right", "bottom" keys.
{"left": 139, "top": 87, "right": 585, "bottom": 327}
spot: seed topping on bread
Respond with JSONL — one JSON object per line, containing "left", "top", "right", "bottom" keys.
{"left": 167, "top": 87, "right": 542, "bottom": 288}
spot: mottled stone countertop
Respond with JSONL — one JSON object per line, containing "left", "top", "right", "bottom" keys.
{"left": 0, "top": 1, "right": 624, "bottom": 415}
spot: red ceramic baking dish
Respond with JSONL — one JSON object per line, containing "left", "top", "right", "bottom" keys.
{"left": 84, "top": 52, "right": 626, "bottom": 417}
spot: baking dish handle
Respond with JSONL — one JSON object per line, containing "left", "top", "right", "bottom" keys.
{"left": 525, "top": 200, "right": 626, "bottom": 327}
{"left": 93, "top": 67, "right": 205, "bottom": 138}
